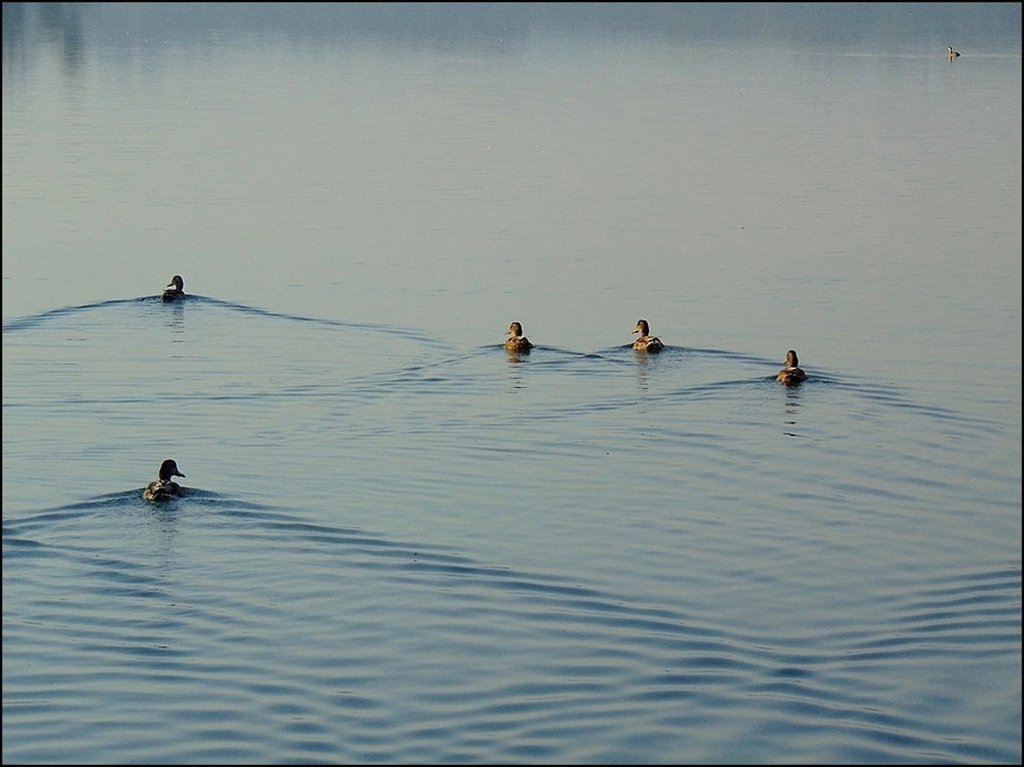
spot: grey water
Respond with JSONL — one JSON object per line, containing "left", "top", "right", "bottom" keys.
{"left": 3, "top": 4, "right": 1021, "bottom": 764}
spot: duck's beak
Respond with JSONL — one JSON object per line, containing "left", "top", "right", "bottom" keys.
{"left": 174, "top": 469, "right": 185, "bottom": 478}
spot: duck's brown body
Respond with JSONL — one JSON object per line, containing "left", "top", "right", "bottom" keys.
{"left": 162, "top": 275, "right": 185, "bottom": 302}
{"left": 632, "top": 319, "right": 664, "bottom": 353}
{"left": 504, "top": 322, "right": 534, "bottom": 353}
{"left": 776, "top": 349, "right": 807, "bottom": 386}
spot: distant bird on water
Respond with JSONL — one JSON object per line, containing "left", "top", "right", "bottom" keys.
{"left": 504, "top": 321, "right": 534, "bottom": 354}
{"left": 948, "top": 46, "right": 961, "bottom": 59}
{"left": 161, "top": 274, "right": 185, "bottom": 302}
{"left": 143, "top": 459, "right": 186, "bottom": 501}
{"left": 776, "top": 349, "right": 808, "bottom": 387}
{"left": 632, "top": 319, "right": 665, "bottom": 353}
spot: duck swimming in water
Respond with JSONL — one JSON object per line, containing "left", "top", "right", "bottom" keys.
{"left": 948, "top": 46, "right": 961, "bottom": 59}
{"left": 776, "top": 349, "right": 808, "bottom": 386}
{"left": 143, "top": 459, "right": 186, "bottom": 501}
{"left": 632, "top": 319, "right": 665, "bottom": 353}
{"left": 504, "top": 321, "right": 534, "bottom": 353}
{"left": 161, "top": 275, "right": 185, "bottom": 302}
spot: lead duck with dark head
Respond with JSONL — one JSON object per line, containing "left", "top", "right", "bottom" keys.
{"left": 144, "top": 459, "right": 186, "bottom": 501}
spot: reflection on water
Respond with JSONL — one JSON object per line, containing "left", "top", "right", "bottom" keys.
{"left": 4, "top": 3, "right": 1021, "bottom": 58}
{"left": 3, "top": 2, "right": 84, "bottom": 80}
{"left": 781, "top": 385, "right": 803, "bottom": 435}
{"left": 163, "top": 299, "right": 185, "bottom": 335}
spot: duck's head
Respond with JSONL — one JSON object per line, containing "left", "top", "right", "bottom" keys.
{"left": 158, "top": 459, "right": 186, "bottom": 481}
{"left": 166, "top": 275, "right": 184, "bottom": 291}
{"left": 507, "top": 321, "right": 524, "bottom": 337}
{"left": 634, "top": 319, "right": 651, "bottom": 336}
{"left": 784, "top": 349, "right": 800, "bottom": 367}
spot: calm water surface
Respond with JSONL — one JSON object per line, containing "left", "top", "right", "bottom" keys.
{"left": 3, "top": 5, "right": 1021, "bottom": 764}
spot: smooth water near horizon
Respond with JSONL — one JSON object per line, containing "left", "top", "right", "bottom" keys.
{"left": 3, "top": 5, "right": 1021, "bottom": 764}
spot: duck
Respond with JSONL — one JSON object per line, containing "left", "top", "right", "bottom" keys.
{"left": 632, "top": 319, "right": 665, "bottom": 353}
{"left": 776, "top": 349, "right": 808, "bottom": 386}
{"left": 143, "top": 459, "right": 186, "bottom": 501}
{"left": 161, "top": 275, "right": 185, "bottom": 302}
{"left": 504, "top": 321, "right": 534, "bottom": 353}
{"left": 948, "top": 46, "right": 961, "bottom": 59}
